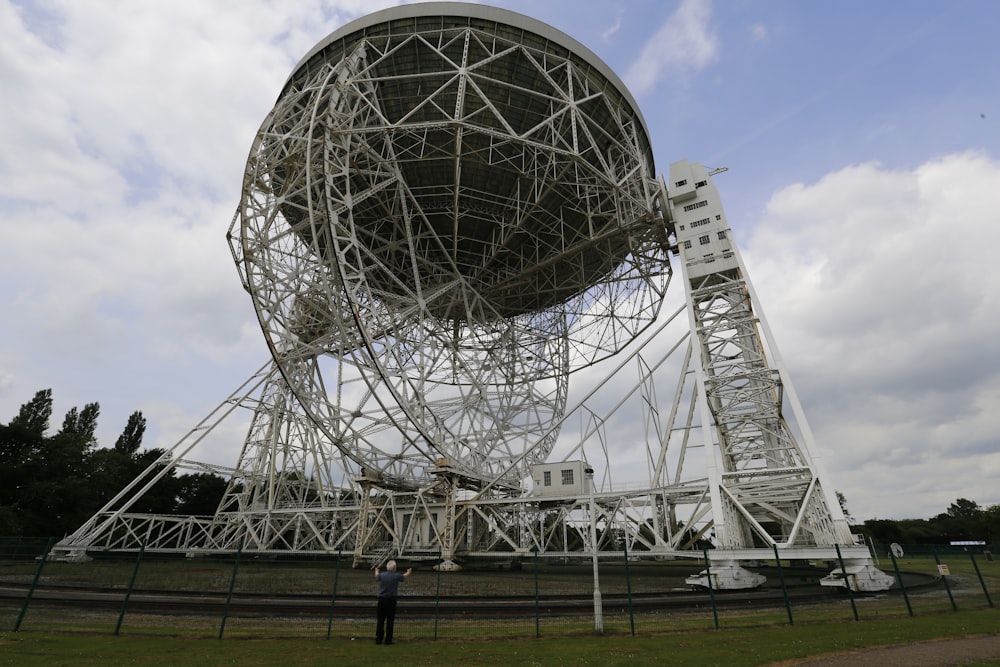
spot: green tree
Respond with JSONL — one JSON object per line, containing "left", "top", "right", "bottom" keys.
{"left": 1, "top": 399, "right": 99, "bottom": 537}
{"left": 0, "top": 420, "right": 43, "bottom": 535}
{"left": 983, "top": 504, "right": 1000, "bottom": 543}
{"left": 947, "top": 498, "right": 982, "bottom": 521}
{"left": 0, "top": 390, "right": 229, "bottom": 537}
{"left": 10, "top": 389, "right": 53, "bottom": 434}
{"left": 836, "top": 490, "right": 854, "bottom": 524}
{"left": 1, "top": 391, "right": 67, "bottom": 535}
{"left": 125, "top": 447, "right": 182, "bottom": 514}
{"left": 59, "top": 402, "right": 100, "bottom": 446}
{"left": 115, "top": 411, "right": 146, "bottom": 456}
{"left": 36, "top": 404, "right": 102, "bottom": 535}
{"left": 939, "top": 498, "right": 985, "bottom": 540}
{"left": 175, "top": 473, "right": 228, "bottom": 515}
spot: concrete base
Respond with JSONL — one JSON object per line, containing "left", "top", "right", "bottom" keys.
{"left": 819, "top": 560, "right": 895, "bottom": 591}
{"left": 433, "top": 559, "right": 463, "bottom": 572}
{"left": 53, "top": 548, "right": 92, "bottom": 563}
{"left": 686, "top": 562, "right": 766, "bottom": 589}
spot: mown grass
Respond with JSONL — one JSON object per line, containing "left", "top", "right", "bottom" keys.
{"left": 1, "top": 608, "right": 997, "bottom": 667}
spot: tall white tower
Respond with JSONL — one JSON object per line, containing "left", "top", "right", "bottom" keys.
{"left": 667, "top": 159, "right": 893, "bottom": 591}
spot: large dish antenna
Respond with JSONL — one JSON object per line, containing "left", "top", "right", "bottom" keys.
{"left": 231, "top": 3, "right": 670, "bottom": 487}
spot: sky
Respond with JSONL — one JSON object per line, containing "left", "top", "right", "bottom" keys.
{"left": 2, "top": 0, "right": 999, "bottom": 522}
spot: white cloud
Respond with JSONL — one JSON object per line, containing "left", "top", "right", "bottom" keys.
{"left": 743, "top": 151, "right": 1000, "bottom": 518}
{"left": 623, "top": 0, "right": 718, "bottom": 96}
{"left": 601, "top": 7, "right": 624, "bottom": 42}
{"left": 0, "top": 0, "right": 393, "bottom": 453}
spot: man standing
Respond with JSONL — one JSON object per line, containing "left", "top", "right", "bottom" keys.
{"left": 374, "top": 560, "right": 412, "bottom": 645}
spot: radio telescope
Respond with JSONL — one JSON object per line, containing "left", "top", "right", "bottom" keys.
{"left": 231, "top": 3, "right": 669, "bottom": 490}
{"left": 59, "top": 2, "right": 893, "bottom": 593}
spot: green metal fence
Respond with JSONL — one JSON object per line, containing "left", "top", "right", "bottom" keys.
{"left": 1, "top": 539, "right": 995, "bottom": 640}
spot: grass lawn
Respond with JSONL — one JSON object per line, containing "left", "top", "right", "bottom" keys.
{"left": 2, "top": 608, "right": 998, "bottom": 667}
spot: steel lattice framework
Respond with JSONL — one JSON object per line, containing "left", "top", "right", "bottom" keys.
{"left": 670, "top": 159, "right": 851, "bottom": 552}
{"left": 55, "top": 4, "right": 892, "bottom": 592}
{"left": 230, "top": 4, "right": 670, "bottom": 489}
{"left": 667, "top": 160, "right": 892, "bottom": 589}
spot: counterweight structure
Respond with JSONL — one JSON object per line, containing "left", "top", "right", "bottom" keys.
{"left": 55, "top": 3, "right": 891, "bottom": 591}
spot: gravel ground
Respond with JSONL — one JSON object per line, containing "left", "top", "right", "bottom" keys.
{"left": 771, "top": 636, "right": 1000, "bottom": 666}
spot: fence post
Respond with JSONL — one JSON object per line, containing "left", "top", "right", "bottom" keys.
{"left": 218, "top": 538, "right": 245, "bottom": 640}
{"left": 326, "top": 548, "right": 343, "bottom": 640}
{"left": 888, "top": 548, "right": 913, "bottom": 616}
{"left": 834, "top": 544, "right": 859, "bottom": 621}
{"left": 622, "top": 540, "right": 635, "bottom": 636}
{"left": 932, "top": 547, "right": 958, "bottom": 611}
{"left": 115, "top": 539, "right": 147, "bottom": 635}
{"left": 968, "top": 552, "right": 993, "bottom": 608}
{"left": 702, "top": 548, "right": 719, "bottom": 629}
{"left": 433, "top": 549, "right": 442, "bottom": 640}
{"left": 771, "top": 544, "right": 793, "bottom": 626}
{"left": 13, "top": 537, "right": 55, "bottom": 632}
{"left": 533, "top": 549, "right": 540, "bottom": 639}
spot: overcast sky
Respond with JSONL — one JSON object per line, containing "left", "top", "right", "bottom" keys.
{"left": 2, "top": 0, "right": 998, "bottom": 521}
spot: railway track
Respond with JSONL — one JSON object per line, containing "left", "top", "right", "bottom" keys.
{"left": 1, "top": 576, "right": 933, "bottom": 618}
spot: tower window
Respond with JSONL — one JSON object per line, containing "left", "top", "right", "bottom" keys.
{"left": 717, "top": 230, "right": 727, "bottom": 239}
{"left": 561, "top": 469, "right": 574, "bottom": 485}
{"left": 699, "top": 235, "right": 710, "bottom": 245}
{"left": 543, "top": 471, "right": 551, "bottom": 486}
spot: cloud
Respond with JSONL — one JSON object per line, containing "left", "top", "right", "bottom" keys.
{"left": 0, "top": 0, "right": 390, "bottom": 451}
{"left": 623, "top": 0, "right": 718, "bottom": 96}
{"left": 601, "top": 7, "right": 624, "bottom": 42}
{"left": 742, "top": 151, "right": 1000, "bottom": 518}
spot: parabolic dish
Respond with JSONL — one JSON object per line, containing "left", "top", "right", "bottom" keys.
{"left": 231, "top": 2, "right": 672, "bottom": 485}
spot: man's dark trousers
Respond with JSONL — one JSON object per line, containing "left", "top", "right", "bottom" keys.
{"left": 376, "top": 596, "right": 398, "bottom": 644}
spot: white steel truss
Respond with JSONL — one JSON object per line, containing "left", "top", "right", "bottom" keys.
{"left": 56, "top": 5, "right": 891, "bottom": 591}
{"left": 666, "top": 160, "right": 892, "bottom": 590}
{"left": 230, "top": 9, "right": 669, "bottom": 494}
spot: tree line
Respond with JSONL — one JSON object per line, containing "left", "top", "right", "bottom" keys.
{"left": 0, "top": 389, "right": 226, "bottom": 538}
{"left": 860, "top": 497, "right": 1000, "bottom": 548}
{"left": 1, "top": 389, "right": 998, "bottom": 546}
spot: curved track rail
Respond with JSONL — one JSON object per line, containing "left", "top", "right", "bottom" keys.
{"left": 1, "top": 572, "right": 937, "bottom": 619}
